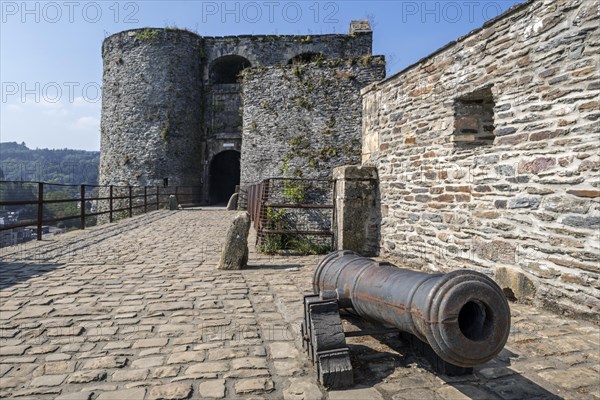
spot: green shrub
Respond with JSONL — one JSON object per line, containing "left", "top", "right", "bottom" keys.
{"left": 283, "top": 180, "right": 306, "bottom": 203}
{"left": 288, "top": 237, "right": 331, "bottom": 256}
{"left": 266, "top": 207, "right": 286, "bottom": 227}
{"left": 259, "top": 233, "right": 284, "bottom": 254}
{"left": 136, "top": 28, "right": 160, "bottom": 43}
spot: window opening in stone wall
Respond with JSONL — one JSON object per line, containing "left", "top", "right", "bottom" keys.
{"left": 288, "top": 52, "right": 326, "bottom": 65}
{"left": 453, "top": 87, "right": 495, "bottom": 148}
{"left": 210, "top": 55, "right": 251, "bottom": 84}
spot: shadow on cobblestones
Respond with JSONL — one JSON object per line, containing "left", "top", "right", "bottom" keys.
{"left": 0, "top": 262, "right": 63, "bottom": 290}
{"left": 342, "top": 313, "right": 565, "bottom": 399}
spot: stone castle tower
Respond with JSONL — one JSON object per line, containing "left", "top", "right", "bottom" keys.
{"left": 99, "top": 22, "right": 374, "bottom": 204}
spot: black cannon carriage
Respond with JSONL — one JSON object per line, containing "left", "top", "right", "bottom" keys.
{"left": 301, "top": 250, "right": 511, "bottom": 389}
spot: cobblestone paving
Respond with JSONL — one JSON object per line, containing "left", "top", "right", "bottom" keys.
{"left": 0, "top": 209, "right": 598, "bottom": 400}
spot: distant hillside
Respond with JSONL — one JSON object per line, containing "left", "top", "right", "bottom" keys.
{"left": 0, "top": 142, "right": 99, "bottom": 185}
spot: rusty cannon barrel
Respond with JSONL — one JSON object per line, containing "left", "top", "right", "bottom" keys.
{"left": 313, "top": 250, "right": 511, "bottom": 368}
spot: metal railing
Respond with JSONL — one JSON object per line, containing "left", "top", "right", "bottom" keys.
{"left": 0, "top": 181, "right": 198, "bottom": 241}
{"left": 246, "top": 178, "right": 335, "bottom": 254}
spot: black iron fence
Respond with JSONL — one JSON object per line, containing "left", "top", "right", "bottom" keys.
{"left": 246, "top": 178, "right": 335, "bottom": 255}
{"left": 0, "top": 181, "right": 198, "bottom": 242}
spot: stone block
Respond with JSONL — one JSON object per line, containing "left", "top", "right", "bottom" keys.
{"left": 218, "top": 212, "right": 250, "bottom": 270}
{"left": 111, "top": 368, "right": 149, "bottom": 382}
{"left": 283, "top": 378, "right": 323, "bottom": 400}
{"left": 168, "top": 195, "right": 178, "bottom": 211}
{"left": 543, "top": 195, "right": 589, "bottom": 214}
{"left": 474, "top": 240, "right": 516, "bottom": 263}
{"left": 166, "top": 351, "right": 205, "bottom": 364}
{"left": 226, "top": 193, "right": 239, "bottom": 210}
{"left": 234, "top": 378, "right": 274, "bottom": 394}
{"left": 269, "top": 342, "right": 300, "bottom": 359}
{"left": 561, "top": 216, "right": 600, "bottom": 230}
{"left": 152, "top": 366, "right": 180, "bottom": 378}
{"left": 30, "top": 374, "right": 67, "bottom": 387}
{"left": 131, "top": 356, "right": 164, "bottom": 368}
{"left": 67, "top": 370, "right": 107, "bottom": 384}
{"left": 494, "top": 267, "right": 537, "bottom": 301}
{"left": 538, "top": 368, "right": 599, "bottom": 390}
{"left": 96, "top": 388, "right": 146, "bottom": 400}
{"left": 184, "top": 362, "right": 228, "bottom": 375}
{"left": 518, "top": 157, "right": 556, "bottom": 175}
{"left": 566, "top": 189, "right": 600, "bottom": 198}
{"left": 199, "top": 379, "right": 226, "bottom": 398}
{"left": 81, "top": 356, "right": 127, "bottom": 370}
{"left": 147, "top": 382, "right": 192, "bottom": 400}
{"left": 523, "top": 263, "right": 560, "bottom": 279}
{"left": 232, "top": 357, "right": 268, "bottom": 370}
{"left": 507, "top": 197, "right": 541, "bottom": 209}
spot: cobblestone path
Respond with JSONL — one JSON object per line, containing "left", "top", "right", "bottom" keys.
{"left": 0, "top": 210, "right": 598, "bottom": 399}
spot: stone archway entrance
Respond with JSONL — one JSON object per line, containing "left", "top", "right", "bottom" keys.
{"left": 209, "top": 150, "right": 240, "bottom": 205}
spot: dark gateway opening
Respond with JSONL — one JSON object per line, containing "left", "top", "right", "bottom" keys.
{"left": 210, "top": 55, "right": 251, "bottom": 84}
{"left": 209, "top": 150, "right": 240, "bottom": 205}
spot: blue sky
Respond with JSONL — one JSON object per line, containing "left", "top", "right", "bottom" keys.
{"left": 1, "top": 0, "right": 524, "bottom": 151}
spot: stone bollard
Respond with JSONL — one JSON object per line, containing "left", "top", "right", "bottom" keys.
{"left": 333, "top": 165, "right": 379, "bottom": 256}
{"left": 218, "top": 212, "right": 250, "bottom": 270}
{"left": 168, "top": 195, "right": 178, "bottom": 211}
{"left": 226, "top": 193, "right": 239, "bottom": 210}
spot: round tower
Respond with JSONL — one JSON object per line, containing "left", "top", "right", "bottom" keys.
{"left": 99, "top": 28, "right": 203, "bottom": 189}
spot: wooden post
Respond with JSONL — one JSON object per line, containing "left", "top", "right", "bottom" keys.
{"left": 128, "top": 186, "right": 133, "bottom": 218}
{"left": 144, "top": 186, "right": 148, "bottom": 213}
{"left": 175, "top": 186, "right": 179, "bottom": 204}
{"left": 156, "top": 186, "right": 160, "bottom": 210}
{"left": 37, "top": 182, "right": 43, "bottom": 240}
{"left": 302, "top": 296, "right": 354, "bottom": 389}
{"left": 80, "top": 184, "right": 86, "bottom": 230}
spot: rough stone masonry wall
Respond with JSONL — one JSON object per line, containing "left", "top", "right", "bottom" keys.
{"left": 361, "top": 0, "right": 599, "bottom": 321}
{"left": 203, "top": 31, "right": 372, "bottom": 68}
{"left": 240, "top": 56, "right": 385, "bottom": 185}
{"left": 100, "top": 29, "right": 204, "bottom": 188}
{"left": 99, "top": 24, "right": 373, "bottom": 205}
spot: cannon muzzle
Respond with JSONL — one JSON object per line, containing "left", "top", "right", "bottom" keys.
{"left": 313, "top": 251, "right": 511, "bottom": 368}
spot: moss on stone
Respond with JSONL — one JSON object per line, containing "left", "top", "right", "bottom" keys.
{"left": 135, "top": 28, "right": 160, "bottom": 43}
{"left": 160, "top": 124, "right": 170, "bottom": 143}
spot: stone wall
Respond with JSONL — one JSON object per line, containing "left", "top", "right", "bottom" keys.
{"left": 100, "top": 29, "right": 204, "bottom": 188}
{"left": 99, "top": 24, "right": 374, "bottom": 204}
{"left": 240, "top": 56, "right": 386, "bottom": 185}
{"left": 203, "top": 30, "right": 372, "bottom": 69}
{"left": 361, "top": 0, "right": 599, "bottom": 320}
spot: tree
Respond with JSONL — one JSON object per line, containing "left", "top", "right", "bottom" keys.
{"left": 44, "top": 191, "right": 80, "bottom": 228}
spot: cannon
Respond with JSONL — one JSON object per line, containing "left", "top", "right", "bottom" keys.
{"left": 301, "top": 250, "right": 511, "bottom": 389}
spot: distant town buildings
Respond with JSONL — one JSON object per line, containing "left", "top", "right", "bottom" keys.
{"left": 0, "top": 211, "right": 35, "bottom": 248}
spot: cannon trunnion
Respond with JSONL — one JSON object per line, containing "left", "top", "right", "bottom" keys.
{"left": 301, "top": 250, "right": 511, "bottom": 389}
